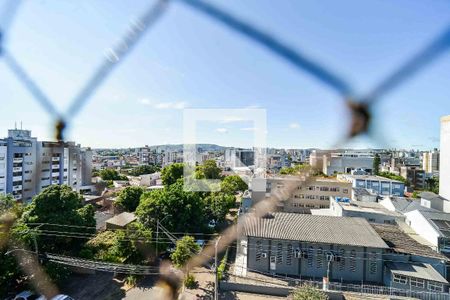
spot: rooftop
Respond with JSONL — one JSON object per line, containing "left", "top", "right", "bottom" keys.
{"left": 105, "top": 212, "right": 137, "bottom": 227}
{"left": 386, "top": 262, "right": 448, "bottom": 283}
{"left": 379, "top": 197, "right": 426, "bottom": 214}
{"left": 420, "top": 191, "right": 449, "bottom": 203}
{"left": 371, "top": 224, "right": 448, "bottom": 261}
{"left": 242, "top": 212, "right": 388, "bottom": 249}
{"left": 337, "top": 200, "right": 402, "bottom": 217}
{"left": 338, "top": 174, "right": 404, "bottom": 184}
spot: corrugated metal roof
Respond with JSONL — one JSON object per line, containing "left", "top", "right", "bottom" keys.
{"left": 242, "top": 213, "right": 388, "bottom": 248}
{"left": 386, "top": 262, "right": 448, "bottom": 283}
{"left": 106, "top": 212, "right": 137, "bottom": 227}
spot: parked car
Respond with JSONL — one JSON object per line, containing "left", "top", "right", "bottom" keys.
{"left": 13, "top": 291, "right": 41, "bottom": 300}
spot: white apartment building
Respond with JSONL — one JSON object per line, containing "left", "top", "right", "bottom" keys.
{"left": 1, "top": 129, "right": 92, "bottom": 203}
{"left": 0, "top": 141, "right": 7, "bottom": 196}
{"left": 440, "top": 116, "right": 450, "bottom": 200}
{"left": 422, "top": 149, "right": 439, "bottom": 174}
{"left": 323, "top": 151, "right": 374, "bottom": 176}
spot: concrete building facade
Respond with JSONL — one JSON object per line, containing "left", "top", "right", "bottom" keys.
{"left": 337, "top": 174, "right": 404, "bottom": 197}
{"left": 0, "top": 129, "right": 92, "bottom": 203}
{"left": 440, "top": 116, "right": 450, "bottom": 200}
{"left": 242, "top": 213, "right": 388, "bottom": 284}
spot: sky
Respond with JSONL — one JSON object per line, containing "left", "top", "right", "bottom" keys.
{"left": 0, "top": 0, "right": 449, "bottom": 149}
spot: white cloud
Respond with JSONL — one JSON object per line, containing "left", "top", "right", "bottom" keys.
{"left": 240, "top": 127, "right": 257, "bottom": 131}
{"left": 289, "top": 122, "right": 300, "bottom": 129}
{"left": 216, "top": 128, "right": 228, "bottom": 133}
{"left": 139, "top": 98, "right": 187, "bottom": 109}
{"left": 220, "top": 116, "right": 245, "bottom": 123}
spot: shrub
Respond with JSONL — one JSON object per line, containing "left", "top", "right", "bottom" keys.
{"left": 184, "top": 274, "right": 197, "bottom": 289}
{"left": 291, "top": 284, "right": 328, "bottom": 300}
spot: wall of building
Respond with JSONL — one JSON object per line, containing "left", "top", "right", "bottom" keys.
{"left": 440, "top": 116, "right": 450, "bottom": 199}
{"left": 404, "top": 210, "right": 439, "bottom": 248}
{"left": 0, "top": 143, "right": 7, "bottom": 196}
{"left": 246, "top": 237, "right": 384, "bottom": 284}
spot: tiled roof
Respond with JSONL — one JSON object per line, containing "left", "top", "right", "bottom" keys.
{"left": 371, "top": 224, "right": 448, "bottom": 261}
{"left": 242, "top": 212, "right": 388, "bottom": 249}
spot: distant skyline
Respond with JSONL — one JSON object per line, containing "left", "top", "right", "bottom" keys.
{"left": 1, "top": 0, "right": 449, "bottom": 149}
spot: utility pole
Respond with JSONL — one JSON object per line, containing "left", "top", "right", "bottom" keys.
{"left": 214, "top": 236, "right": 222, "bottom": 300}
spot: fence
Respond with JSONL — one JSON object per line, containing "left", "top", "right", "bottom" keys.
{"left": 1, "top": 0, "right": 450, "bottom": 299}
{"left": 225, "top": 272, "right": 450, "bottom": 300}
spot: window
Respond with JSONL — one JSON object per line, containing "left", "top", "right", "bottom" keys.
{"left": 307, "top": 247, "right": 313, "bottom": 267}
{"left": 319, "top": 186, "right": 329, "bottom": 192}
{"left": 339, "top": 249, "right": 345, "bottom": 271}
{"left": 428, "top": 281, "right": 443, "bottom": 292}
{"left": 410, "top": 277, "right": 425, "bottom": 288}
{"left": 368, "top": 218, "right": 376, "bottom": 223}
{"left": 276, "top": 243, "right": 283, "bottom": 264}
{"left": 369, "top": 252, "right": 377, "bottom": 274}
{"left": 308, "top": 186, "right": 315, "bottom": 191}
{"left": 343, "top": 189, "right": 349, "bottom": 193}
{"left": 316, "top": 247, "right": 323, "bottom": 268}
{"left": 255, "top": 241, "right": 262, "bottom": 261}
{"left": 329, "top": 187, "right": 340, "bottom": 192}
{"left": 393, "top": 274, "right": 407, "bottom": 285}
{"left": 286, "top": 244, "right": 293, "bottom": 265}
{"left": 349, "top": 250, "right": 356, "bottom": 272}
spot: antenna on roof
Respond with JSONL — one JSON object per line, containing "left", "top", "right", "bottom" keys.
{"left": 15, "top": 121, "right": 17, "bottom": 130}
{"left": 20, "top": 121, "right": 22, "bottom": 130}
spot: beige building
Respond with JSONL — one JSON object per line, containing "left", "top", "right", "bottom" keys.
{"left": 253, "top": 176, "right": 351, "bottom": 213}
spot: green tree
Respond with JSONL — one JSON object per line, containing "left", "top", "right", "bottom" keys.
{"left": 18, "top": 185, "right": 95, "bottom": 254}
{"left": 378, "top": 172, "right": 407, "bottom": 184}
{"left": 136, "top": 179, "right": 206, "bottom": 232}
{"left": 115, "top": 186, "right": 144, "bottom": 212}
{"left": 0, "top": 194, "right": 23, "bottom": 218}
{"left": 85, "top": 223, "right": 152, "bottom": 264}
{"left": 425, "top": 176, "right": 439, "bottom": 194}
{"left": 196, "top": 160, "right": 222, "bottom": 179}
{"left": 291, "top": 284, "right": 328, "bottom": 300}
{"left": 99, "top": 169, "right": 127, "bottom": 181}
{"left": 161, "top": 163, "right": 185, "bottom": 186}
{"left": 0, "top": 250, "right": 23, "bottom": 298}
{"left": 220, "top": 175, "right": 248, "bottom": 195}
{"left": 373, "top": 154, "right": 381, "bottom": 175}
{"left": 129, "top": 165, "right": 160, "bottom": 176}
{"left": 204, "top": 192, "right": 235, "bottom": 222}
{"left": 170, "top": 236, "right": 200, "bottom": 269}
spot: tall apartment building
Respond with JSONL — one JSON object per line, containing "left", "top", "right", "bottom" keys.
{"left": 0, "top": 129, "right": 92, "bottom": 203}
{"left": 440, "top": 116, "right": 450, "bottom": 200}
{"left": 224, "top": 148, "right": 255, "bottom": 168}
{"left": 163, "top": 150, "right": 183, "bottom": 166}
{"left": 422, "top": 149, "right": 440, "bottom": 174}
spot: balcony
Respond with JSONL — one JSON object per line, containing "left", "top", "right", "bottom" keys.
{"left": 13, "top": 176, "right": 22, "bottom": 182}
{"left": 13, "top": 167, "right": 22, "bottom": 172}
{"left": 13, "top": 185, "right": 22, "bottom": 191}
{"left": 52, "top": 172, "right": 60, "bottom": 177}
{"left": 52, "top": 164, "right": 60, "bottom": 170}
{"left": 52, "top": 180, "right": 59, "bottom": 185}
{"left": 52, "top": 157, "right": 60, "bottom": 162}
{"left": 13, "top": 158, "right": 23, "bottom": 163}
{"left": 14, "top": 194, "right": 22, "bottom": 200}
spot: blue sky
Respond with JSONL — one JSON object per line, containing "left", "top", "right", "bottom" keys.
{"left": 1, "top": 0, "right": 449, "bottom": 149}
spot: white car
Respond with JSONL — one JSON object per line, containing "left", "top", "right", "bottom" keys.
{"left": 13, "top": 291, "right": 41, "bottom": 300}
{"left": 14, "top": 292, "right": 74, "bottom": 300}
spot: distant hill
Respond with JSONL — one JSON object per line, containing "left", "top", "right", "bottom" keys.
{"left": 148, "top": 144, "right": 226, "bottom": 152}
